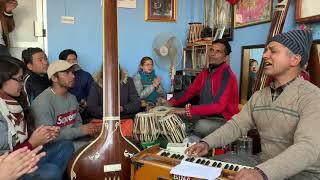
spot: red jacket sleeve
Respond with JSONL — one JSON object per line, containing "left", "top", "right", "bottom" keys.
{"left": 169, "top": 70, "right": 206, "bottom": 106}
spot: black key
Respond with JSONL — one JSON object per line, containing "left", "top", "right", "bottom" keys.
{"left": 171, "top": 154, "right": 177, "bottom": 158}
{"left": 200, "top": 160, "right": 206, "bottom": 164}
{"left": 224, "top": 164, "right": 229, "bottom": 169}
{"left": 229, "top": 165, "right": 234, "bottom": 170}
{"left": 195, "top": 159, "right": 201, "bottom": 163}
{"left": 160, "top": 152, "right": 167, "bottom": 156}
{"left": 205, "top": 160, "right": 210, "bottom": 165}
{"left": 212, "top": 162, "right": 217, "bottom": 167}
{"left": 185, "top": 158, "right": 190, "bottom": 161}
{"left": 217, "top": 163, "right": 222, "bottom": 168}
{"left": 190, "top": 157, "right": 195, "bottom": 162}
{"left": 175, "top": 154, "right": 181, "bottom": 159}
{"left": 234, "top": 166, "right": 239, "bottom": 171}
{"left": 179, "top": 155, "right": 184, "bottom": 160}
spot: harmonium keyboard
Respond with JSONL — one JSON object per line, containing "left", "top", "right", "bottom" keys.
{"left": 131, "top": 145, "right": 252, "bottom": 180}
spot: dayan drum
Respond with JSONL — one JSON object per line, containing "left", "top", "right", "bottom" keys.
{"left": 159, "top": 114, "right": 187, "bottom": 143}
{"left": 133, "top": 112, "right": 160, "bottom": 143}
{"left": 148, "top": 106, "right": 173, "bottom": 119}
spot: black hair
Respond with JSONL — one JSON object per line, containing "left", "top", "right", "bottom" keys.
{"left": 138, "top": 56, "right": 153, "bottom": 72}
{"left": 0, "top": 55, "right": 26, "bottom": 88}
{"left": 21, "top": 47, "right": 44, "bottom": 64}
{"left": 249, "top": 59, "right": 259, "bottom": 67}
{"left": 212, "top": 39, "right": 232, "bottom": 55}
{"left": 59, "top": 49, "right": 78, "bottom": 60}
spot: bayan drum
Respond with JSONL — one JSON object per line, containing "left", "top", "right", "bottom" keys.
{"left": 159, "top": 114, "right": 187, "bottom": 143}
{"left": 133, "top": 112, "right": 160, "bottom": 143}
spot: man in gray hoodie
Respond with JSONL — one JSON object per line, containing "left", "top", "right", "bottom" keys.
{"left": 31, "top": 60, "right": 100, "bottom": 151}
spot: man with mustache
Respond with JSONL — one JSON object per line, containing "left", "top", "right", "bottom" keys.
{"left": 186, "top": 29, "right": 320, "bottom": 180}
{"left": 31, "top": 60, "right": 100, "bottom": 151}
{"left": 168, "top": 39, "right": 239, "bottom": 138}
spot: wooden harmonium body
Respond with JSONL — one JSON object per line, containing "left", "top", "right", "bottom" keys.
{"left": 131, "top": 145, "right": 251, "bottom": 180}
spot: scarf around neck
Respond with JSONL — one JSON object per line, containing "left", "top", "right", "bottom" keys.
{"left": 139, "top": 70, "right": 158, "bottom": 103}
{"left": 0, "top": 92, "right": 28, "bottom": 150}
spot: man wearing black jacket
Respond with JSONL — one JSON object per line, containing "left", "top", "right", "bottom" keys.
{"left": 22, "top": 47, "right": 51, "bottom": 104}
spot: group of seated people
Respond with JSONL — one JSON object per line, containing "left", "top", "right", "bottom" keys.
{"left": 0, "top": 29, "right": 319, "bottom": 180}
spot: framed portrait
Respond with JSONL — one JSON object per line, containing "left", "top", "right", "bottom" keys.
{"left": 239, "top": 44, "right": 265, "bottom": 104}
{"left": 204, "top": 0, "right": 234, "bottom": 41}
{"left": 145, "top": 0, "right": 176, "bottom": 22}
{"left": 213, "top": 27, "right": 225, "bottom": 41}
{"left": 295, "top": 0, "right": 320, "bottom": 23}
{"left": 234, "top": 0, "right": 272, "bottom": 28}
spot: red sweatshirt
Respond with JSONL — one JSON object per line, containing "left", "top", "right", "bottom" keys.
{"left": 169, "top": 63, "right": 239, "bottom": 120}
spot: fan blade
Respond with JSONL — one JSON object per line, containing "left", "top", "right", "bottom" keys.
{"left": 165, "top": 37, "right": 176, "bottom": 49}
{"left": 153, "top": 48, "right": 161, "bottom": 57}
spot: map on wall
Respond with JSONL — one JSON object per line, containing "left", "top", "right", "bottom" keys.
{"left": 117, "top": 0, "right": 136, "bottom": 8}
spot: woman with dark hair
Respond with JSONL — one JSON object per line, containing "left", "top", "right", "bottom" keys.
{"left": 0, "top": 56, "right": 74, "bottom": 180}
{"left": 133, "top": 56, "right": 165, "bottom": 108}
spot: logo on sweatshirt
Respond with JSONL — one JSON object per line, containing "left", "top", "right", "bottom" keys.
{"left": 56, "top": 110, "right": 77, "bottom": 127}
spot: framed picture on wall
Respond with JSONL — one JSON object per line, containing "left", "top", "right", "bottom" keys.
{"left": 295, "top": 0, "right": 320, "bottom": 23}
{"left": 234, "top": 0, "right": 272, "bottom": 28}
{"left": 145, "top": 0, "right": 176, "bottom": 22}
{"left": 204, "top": 0, "right": 234, "bottom": 41}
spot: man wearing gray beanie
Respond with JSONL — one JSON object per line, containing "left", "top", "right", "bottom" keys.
{"left": 186, "top": 29, "right": 320, "bottom": 180}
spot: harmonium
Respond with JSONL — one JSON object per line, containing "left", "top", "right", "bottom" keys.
{"left": 131, "top": 145, "right": 251, "bottom": 180}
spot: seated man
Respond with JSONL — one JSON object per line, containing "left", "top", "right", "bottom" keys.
{"left": 168, "top": 39, "right": 239, "bottom": 138}
{"left": 87, "top": 66, "right": 141, "bottom": 136}
{"left": 22, "top": 47, "right": 51, "bottom": 104}
{"left": 186, "top": 30, "right": 319, "bottom": 180}
{"left": 59, "top": 49, "right": 93, "bottom": 103}
{"left": 31, "top": 60, "right": 100, "bottom": 151}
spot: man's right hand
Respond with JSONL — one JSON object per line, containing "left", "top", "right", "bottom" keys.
{"left": 185, "top": 142, "right": 210, "bottom": 157}
{"left": 81, "top": 122, "right": 101, "bottom": 136}
{"left": 5, "top": 0, "right": 17, "bottom": 13}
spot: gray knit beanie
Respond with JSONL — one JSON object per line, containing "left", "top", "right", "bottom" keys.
{"left": 271, "top": 29, "right": 313, "bottom": 66}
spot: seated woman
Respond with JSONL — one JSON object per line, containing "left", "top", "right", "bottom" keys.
{"left": 133, "top": 56, "right": 165, "bottom": 108}
{"left": 0, "top": 56, "right": 74, "bottom": 180}
{"left": 87, "top": 66, "right": 141, "bottom": 136}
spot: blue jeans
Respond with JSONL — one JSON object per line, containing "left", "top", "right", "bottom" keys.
{"left": 22, "top": 140, "right": 74, "bottom": 180}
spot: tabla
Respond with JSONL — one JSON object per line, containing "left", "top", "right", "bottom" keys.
{"left": 159, "top": 114, "right": 187, "bottom": 143}
{"left": 148, "top": 106, "right": 173, "bottom": 118}
{"left": 133, "top": 112, "right": 160, "bottom": 143}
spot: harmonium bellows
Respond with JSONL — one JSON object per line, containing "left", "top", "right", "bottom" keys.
{"left": 131, "top": 145, "right": 252, "bottom": 180}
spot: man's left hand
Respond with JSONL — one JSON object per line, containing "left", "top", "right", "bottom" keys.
{"left": 228, "top": 168, "right": 264, "bottom": 180}
{"left": 5, "top": 0, "right": 18, "bottom": 13}
{"left": 170, "top": 108, "right": 185, "bottom": 115}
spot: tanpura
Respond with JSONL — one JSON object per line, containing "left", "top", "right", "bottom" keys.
{"left": 68, "top": 1, "right": 140, "bottom": 179}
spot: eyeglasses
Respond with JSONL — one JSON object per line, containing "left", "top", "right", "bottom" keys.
{"left": 11, "top": 77, "right": 24, "bottom": 83}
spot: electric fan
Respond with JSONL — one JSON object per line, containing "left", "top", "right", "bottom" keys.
{"left": 152, "top": 32, "right": 183, "bottom": 92}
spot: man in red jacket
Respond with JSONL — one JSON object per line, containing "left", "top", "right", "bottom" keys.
{"left": 168, "top": 39, "right": 239, "bottom": 138}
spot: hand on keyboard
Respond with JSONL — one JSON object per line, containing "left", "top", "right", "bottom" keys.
{"left": 185, "top": 141, "right": 210, "bottom": 157}
{"left": 228, "top": 168, "right": 264, "bottom": 180}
